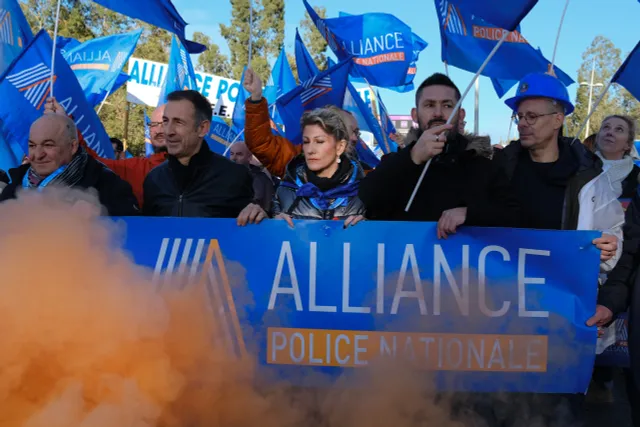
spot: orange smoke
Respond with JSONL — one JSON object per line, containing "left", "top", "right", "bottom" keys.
{"left": 0, "top": 188, "right": 464, "bottom": 427}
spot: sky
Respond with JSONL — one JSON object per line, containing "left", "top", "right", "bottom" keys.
{"left": 173, "top": 0, "right": 639, "bottom": 144}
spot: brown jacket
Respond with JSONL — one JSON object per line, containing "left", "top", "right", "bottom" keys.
{"left": 245, "top": 97, "right": 301, "bottom": 178}
{"left": 81, "top": 140, "right": 166, "bottom": 208}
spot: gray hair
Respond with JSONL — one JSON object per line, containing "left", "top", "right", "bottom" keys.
{"left": 300, "top": 108, "right": 349, "bottom": 142}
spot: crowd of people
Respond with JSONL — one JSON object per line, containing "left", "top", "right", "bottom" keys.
{"left": 0, "top": 65, "right": 638, "bottom": 425}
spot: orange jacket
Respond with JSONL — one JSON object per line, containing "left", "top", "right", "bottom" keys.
{"left": 81, "top": 140, "right": 166, "bottom": 208}
{"left": 245, "top": 98, "right": 301, "bottom": 178}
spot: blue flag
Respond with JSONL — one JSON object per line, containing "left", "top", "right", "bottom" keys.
{"left": 125, "top": 150, "right": 134, "bottom": 158}
{"left": 0, "top": 29, "right": 113, "bottom": 159}
{"left": 276, "top": 58, "right": 353, "bottom": 145}
{"left": 57, "top": 36, "right": 81, "bottom": 56}
{"left": 157, "top": 36, "right": 198, "bottom": 106}
{"left": 612, "top": 41, "right": 640, "bottom": 102}
{"left": 265, "top": 46, "right": 297, "bottom": 102}
{"left": 445, "top": 0, "right": 538, "bottom": 31}
{"left": 294, "top": 29, "right": 320, "bottom": 82}
{"left": 232, "top": 67, "right": 250, "bottom": 133}
{"left": 303, "top": 0, "right": 426, "bottom": 90}
{"left": 0, "top": 0, "right": 33, "bottom": 74}
{"left": 63, "top": 30, "right": 141, "bottom": 107}
{"left": 339, "top": 11, "right": 428, "bottom": 93}
{"left": 264, "top": 46, "right": 297, "bottom": 129}
{"left": 207, "top": 116, "right": 238, "bottom": 156}
{"left": 90, "top": 0, "right": 206, "bottom": 53}
{"left": 376, "top": 90, "right": 399, "bottom": 154}
{"left": 355, "top": 138, "right": 380, "bottom": 168}
{"left": 436, "top": 0, "right": 574, "bottom": 87}
{"left": 144, "top": 112, "right": 154, "bottom": 157}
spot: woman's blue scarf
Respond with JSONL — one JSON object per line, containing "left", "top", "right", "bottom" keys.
{"left": 282, "top": 161, "right": 360, "bottom": 211}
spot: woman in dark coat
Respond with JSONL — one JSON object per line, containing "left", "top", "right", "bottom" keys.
{"left": 273, "top": 108, "right": 366, "bottom": 227}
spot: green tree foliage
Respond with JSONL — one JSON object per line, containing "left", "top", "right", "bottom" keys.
{"left": 567, "top": 36, "right": 639, "bottom": 141}
{"left": 192, "top": 32, "right": 231, "bottom": 77}
{"left": 300, "top": 6, "right": 328, "bottom": 71}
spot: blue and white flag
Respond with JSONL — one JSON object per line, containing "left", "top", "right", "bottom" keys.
{"left": 207, "top": 116, "right": 238, "bottom": 156}
{"left": 0, "top": 30, "right": 113, "bottom": 158}
{"left": 57, "top": 36, "right": 81, "bottom": 56}
{"left": 339, "top": 11, "right": 427, "bottom": 93}
{"left": 612, "top": 41, "right": 640, "bottom": 102}
{"left": 445, "top": 0, "right": 538, "bottom": 31}
{"left": 436, "top": 0, "right": 574, "bottom": 88}
{"left": 157, "top": 35, "right": 198, "bottom": 106}
{"left": 377, "top": 90, "right": 399, "bottom": 154}
{"left": 0, "top": 0, "right": 33, "bottom": 74}
{"left": 90, "top": 0, "right": 206, "bottom": 53}
{"left": 303, "top": 0, "right": 426, "bottom": 90}
{"left": 232, "top": 67, "right": 249, "bottom": 133}
{"left": 276, "top": 58, "right": 353, "bottom": 145}
{"left": 63, "top": 30, "right": 141, "bottom": 107}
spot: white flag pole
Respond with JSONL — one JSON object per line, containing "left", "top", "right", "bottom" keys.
{"left": 550, "top": 0, "right": 571, "bottom": 71}
{"left": 223, "top": 129, "right": 245, "bottom": 156}
{"left": 405, "top": 30, "right": 510, "bottom": 212}
{"left": 248, "top": 0, "right": 253, "bottom": 67}
{"left": 96, "top": 88, "right": 112, "bottom": 115}
{"left": 49, "top": 0, "right": 63, "bottom": 99}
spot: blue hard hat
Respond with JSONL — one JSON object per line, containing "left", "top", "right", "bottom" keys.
{"left": 505, "top": 72, "right": 574, "bottom": 115}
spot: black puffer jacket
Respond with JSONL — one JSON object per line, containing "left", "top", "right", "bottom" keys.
{"left": 143, "top": 141, "right": 254, "bottom": 218}
{"left": 273, "top": 154, "right": 366, "bottom": 220}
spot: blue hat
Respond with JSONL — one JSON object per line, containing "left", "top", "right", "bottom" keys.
{"left": 505, "top": 72, "right": 574, "bottom": 115}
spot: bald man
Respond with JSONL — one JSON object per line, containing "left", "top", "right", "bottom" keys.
{"left": 0, "top": 114, "right": 139, "bottom": 216}
{"left": 44, "top": 97, "right": 167, "bottom": 208}
{"left": 230, "top": 142, "right": 274, "bottom": 213}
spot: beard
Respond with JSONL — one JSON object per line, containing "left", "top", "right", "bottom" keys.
{"left": 419, "top": 117, "right": 459, "bottom": 140}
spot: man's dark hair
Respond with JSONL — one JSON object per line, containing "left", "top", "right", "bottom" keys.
{"left": 110, "top": 137, "right": 124, "bottom": 153}
{"left": 167, "top": 90, "right": 213, "bottom": 127}
{"left": 415, "top": 73, "right": 462, "bottom": 107}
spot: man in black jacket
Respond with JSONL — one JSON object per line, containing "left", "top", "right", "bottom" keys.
{"left": 0, "top": 114, "right": 139, "bottom": 216}
{"left": 359, "top": 73, "right": 521, "bottom": 238}
{"left": 143, "top": 90, "right": 265, "bottom": 225}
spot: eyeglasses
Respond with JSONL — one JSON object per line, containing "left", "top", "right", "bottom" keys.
{"left": 513, "top": 112, "right": 558, "bottom": 126}
{"left": 148, "top": 121, "right": 162, "bottom": 128}
{"left": 353, "top": 128, "right": 361, "bottom": 138}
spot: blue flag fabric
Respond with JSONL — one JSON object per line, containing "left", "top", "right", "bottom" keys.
{"left": 343, "top": 83, "right": 384, "bottom": 164}
{"left": 612, "top": 41, "right": 640, "bottom": 102}
{"left": 294, "top": 29, "right": 320, "bottom": 82}
{"left": 436, "top": 0, "right": 574, "bottom": 88}
{"left": 303, "top": 0, "right": 425, "bottom": 90}
{"left": 0, "top": 29, "right": 113, "bottom": 159}
{"left": 125, "top": 150, "right": 134, "bottom": 158}
{"left": 445, "top": 0, "right": 538, "bottom": 31}
{"left": 264, "top": 46, "right": 297, "bottom": 130}
{"left": 63, "top": 30, "right": 141, "bottom": 107}
{"left": 157, "top": 36, "right": 198, "bottom": 106}
{"left": 339, "top": 11, "right": 428, "bottom": 93}
{"left": 376, "top": 90, "right": 399, "bottom": 154}
{"left": 232, "top": 67, "right": 249, "bottom": 133}
{"left": 57, "top": 36, "right": 81, "bottom": 56}
{"left": 0, "top": 0, "right": 33, "bottom": 74}
{"left": 144, "top": 112, "right": 154, "bottom": 157}
{"left": 276, "top": 58, "right": 353, "bottom": 145}
{"left": 207, "top": 116, "right": 238, "bottom": 156}
{"left": 355, "top": 138, "right": 380, "bottom": 168}
{"left": 90, "top": 0, "right": 206, "bottom": 53}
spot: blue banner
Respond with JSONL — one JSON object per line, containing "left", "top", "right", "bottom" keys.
{"left": 63, "top": 30, "right": 141, "bottom": 107}
{"left": 207, "top": 116, "right": 237, "bottom": 156}
{"left": 0, "top": 29, "right": 113, "bottom": 158}
{"left": 91, "top": 0, "right": 206, "bottom": 53}
{"left": 119, "top": 218, "right": 601, "bottom": 393}
{"left": 303, "top": 0, "right": 426, "bottom": 90}
{"left": 436, "top": 0, "right": 574, "bottom": 87}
